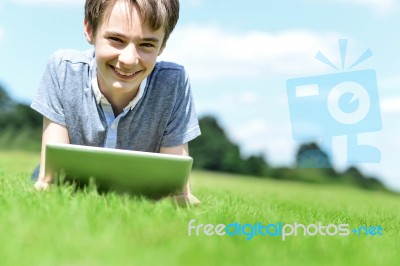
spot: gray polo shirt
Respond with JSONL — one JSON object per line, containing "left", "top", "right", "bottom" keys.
{"left": 31, "top": 49, "right": 201, "bottom": 152}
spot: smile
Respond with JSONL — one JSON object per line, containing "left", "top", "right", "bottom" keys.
{"left": 111, "top": 66, "right": 141, "bottom": 79}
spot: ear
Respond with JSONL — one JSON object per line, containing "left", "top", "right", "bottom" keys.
{"left": 84, "top": 18, "right": 95, "bottom": 44}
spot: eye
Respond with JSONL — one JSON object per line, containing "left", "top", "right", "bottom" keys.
{"left": 109, "top": 37, "right": 123, "bottom": 43}
{"left": 140, "top": 43, "right": 155, "bottom": 48}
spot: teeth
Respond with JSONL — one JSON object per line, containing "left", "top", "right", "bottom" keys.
{"left": 114, "top": 67, "right": 135, "bottom": 76}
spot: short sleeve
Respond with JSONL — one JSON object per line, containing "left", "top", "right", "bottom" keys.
{"left": 161, "top": 69, "right": 201, "bottom": 147}
{"left": 31, "top": 52, "right": 66, "bottom": 126}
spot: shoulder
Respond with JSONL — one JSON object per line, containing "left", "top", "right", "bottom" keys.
{"left": 154, "top": 61, "right": 184, "bottom": 70}
{"left": 153, "top": 61, "right": 186, "bottom": 76}
{"left": 151, "top": 61, "right": 189, "bottom": 84}
{"left": 42, "top": 49, "right": 94, "bottom": 91}
{"left": 46, "top": 49, "right": 94, "bottom": 84}
{"left": 49, "top": 49, "right": 94, "bottom": 67}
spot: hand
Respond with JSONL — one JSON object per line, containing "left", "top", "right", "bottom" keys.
{"left": 34, "top": 180, "right": 50, "bottom": 191}
{"left": 170, "top": 193, "right": 201, "bottom": 208}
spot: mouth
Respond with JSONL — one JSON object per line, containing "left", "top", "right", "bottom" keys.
{"left": 110, "top": 66, "right": 141, "bottom": 80}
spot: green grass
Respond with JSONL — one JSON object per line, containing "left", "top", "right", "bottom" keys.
{"left": 0, "top": 150, "right": 399, "bottom": 266}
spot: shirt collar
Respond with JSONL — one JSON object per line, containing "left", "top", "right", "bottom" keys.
{"left": 89, "top": 59, "right": 147, "bottom": 111}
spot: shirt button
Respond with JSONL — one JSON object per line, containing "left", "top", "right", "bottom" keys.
{"left": 111, "top": 123, "right": 117, "bottom": 130}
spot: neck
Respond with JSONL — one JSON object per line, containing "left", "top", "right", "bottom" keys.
{"left": 102, "top": 88, "right": 139, "bottom": 116}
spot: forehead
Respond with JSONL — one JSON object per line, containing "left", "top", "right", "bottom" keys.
{"left": 101, "top": 1, "right": 165, "bottom": 37}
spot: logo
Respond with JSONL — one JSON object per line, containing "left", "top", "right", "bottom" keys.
{"left": 187, "top": 219, "right": 384, "bottom": 241}
{"left": 286, "top": 39, "right": 382, "bottom": 165}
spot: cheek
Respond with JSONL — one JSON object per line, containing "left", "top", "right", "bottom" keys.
{"left": 140, "top": 52, "right": 159, "bottom": 66}
{"left": 95, "top": 42, "right": 117, "bottom": 61}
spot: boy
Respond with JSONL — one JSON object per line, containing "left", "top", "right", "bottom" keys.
{"left": 31, "top": 0, "right": 201, "bottom": 206}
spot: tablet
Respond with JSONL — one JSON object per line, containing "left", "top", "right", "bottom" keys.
{"left": 45, "top": 143, "right": 193, "bottom": 197}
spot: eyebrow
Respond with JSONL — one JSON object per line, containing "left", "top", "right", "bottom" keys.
{"left": 105, "top": 31, "right": 160, "bottom": 42}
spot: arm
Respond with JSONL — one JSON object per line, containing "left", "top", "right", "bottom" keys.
{"left": 34, "top": 117, "right": 70, "bottom": 190}
{"left": 159, "top": 143, "right": 201, "bottom": 207}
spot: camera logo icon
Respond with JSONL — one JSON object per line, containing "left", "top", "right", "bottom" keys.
{"left": 286, "top": 39, "right": 382, "bottom": 165}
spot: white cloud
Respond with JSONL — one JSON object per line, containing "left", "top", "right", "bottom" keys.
{"left": 378, "top": 76, "right": 400, "bottom": 114}
{"left": 358, "top": 0, "right": 398, "bottom": 14}
{"left": 186, "top": 0, "right": 203, "bottom": 7}
{"left": 218, "top": 91, "right": 260, "bottom": 106}
{"left": 11, "top": 0, "right": 84, "bottom": 6}
{"left": 160, "top": 24, "right": 342, "bottom": 82}
{"left": 240, "top": 91, "right": 259, "bottom": 105}
{"left": 330, "top": 0, "right": 398, "bottom": 15}
{"left": 379, "top": 75, "right": 400, "bottom": 92}
{"left": 196, "top": 91, "right": 261, "bottom": 117}
{"left": 381, "top": 96, "right": 400, "bottom": 114}
{"left": 195, "top": 88, "right": 296, "bottom": 164}
{"left": 229, "top": 118, "right": 296, "bottom": 164}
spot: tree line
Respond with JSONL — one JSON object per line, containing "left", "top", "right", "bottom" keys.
{"left": 0, "top": 84, "right": 42, "bottom": 151}
{"left": 189, "top": 116, "right": 387, "bottom": 191}
{"left": 0, "top": 84, "right": 388, "bottom": 191}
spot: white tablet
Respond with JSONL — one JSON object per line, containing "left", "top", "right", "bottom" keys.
{"left": 45, "top": 143, "right": 193, "bottom": 197}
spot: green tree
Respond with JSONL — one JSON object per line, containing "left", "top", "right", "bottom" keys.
{"left": 13, "top": 103, "right": 42, "bottom": 129}
{"left": 190, "top": 116, "right": 238, "bottom": 171}
{"left": 292, "top": 142, "right": 340, "bottom": 182}
{"left": 0, "top": 85, "right": 14, "bottom": 147}
{"left": 189, "top": 116, "right": 269, "bottom": 176}
{"left": 296, "top": 142, "right": 333, "bottom": 169}
{"left": 0, "top": 84, "right": 12, "bottom": 107}
{"left": 0, "top": 83, "right": 41, "bottom": 150}
{"left": 242, "top": 154, "right": 269, "bottom": 177}
{"left": 0, "top": 84, "right": 41, "bottom": 130}
{"left": 342, "top": 166, "right": 386, "bottom": 191}
{"left": 0, "top": 84, "right": 14, "bottom": 127}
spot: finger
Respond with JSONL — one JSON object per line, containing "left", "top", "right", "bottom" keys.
{"left": 34, "top": 180, "right": 50, "bottom": 191}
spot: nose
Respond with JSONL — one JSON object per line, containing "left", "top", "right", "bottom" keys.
{"left": 118, "top": 44, "right": 139, "bottom": 66}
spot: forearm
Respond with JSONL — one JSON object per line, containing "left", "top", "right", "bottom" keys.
{"left": 159, "top": 144, "right": 200, "bottom": 206}
{"left": 37, "top": 117, "right": 70, "bottom": 185}
{"left": 159, "top": 143, "right": 191, "bottom": 193}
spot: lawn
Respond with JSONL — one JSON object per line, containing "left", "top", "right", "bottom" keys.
{"left": 0, "top": 150, "right": 399, "bottom": 266}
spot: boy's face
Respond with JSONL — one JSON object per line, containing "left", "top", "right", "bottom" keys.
{"left": 84, "top": 0, "right": 165, "bottom": 97}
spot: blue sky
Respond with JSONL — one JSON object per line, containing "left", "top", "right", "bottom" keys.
{"left": 1, "top": 0, "right": 400, "bottom": 190}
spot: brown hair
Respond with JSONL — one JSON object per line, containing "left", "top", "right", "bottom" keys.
{"left": 84, "top": 0, "right": 180, "bottom": 47}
